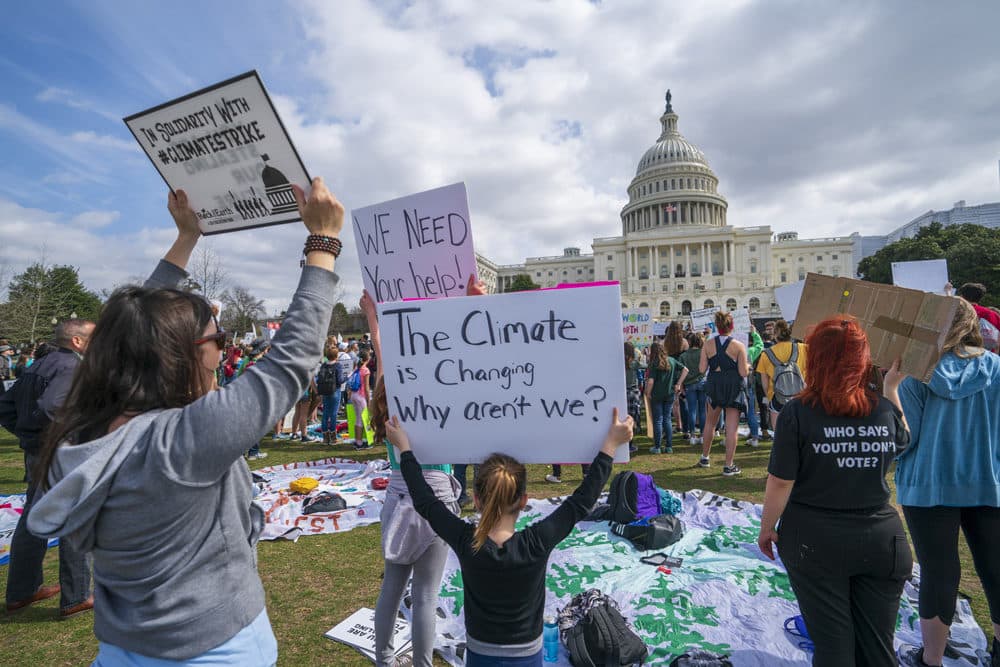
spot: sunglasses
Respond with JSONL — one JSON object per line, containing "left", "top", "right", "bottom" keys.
{"left": 194, "top": 321, "right": 228, "bottom": 351}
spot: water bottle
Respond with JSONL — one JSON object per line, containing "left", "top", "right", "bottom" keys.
{"left": 543, "top": 614, "right": 559, "bottom": 662}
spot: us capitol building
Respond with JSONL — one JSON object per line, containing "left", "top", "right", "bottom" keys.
{"left": 474, "top": 92, "right": 899, "bottom": 319}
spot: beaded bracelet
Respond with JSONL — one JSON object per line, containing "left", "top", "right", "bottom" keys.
{"left": 303, "top": 235, "right": 342, "bottom": 258}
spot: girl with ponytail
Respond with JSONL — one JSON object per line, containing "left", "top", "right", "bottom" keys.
{"left": 387, "top": 410, "right": 633, "bottom": 666}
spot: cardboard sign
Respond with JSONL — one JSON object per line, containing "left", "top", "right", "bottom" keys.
{"left": 325, "top": 607, "right": 411, "bottom": 663}
{"left": 791, "top": 273, "right": 959, "bottom": 383}
{"left": 774, "top": 280, "right": 805, "bottom": 321}
{"left": 378, "top": 285, "right": 628, "bottom": 464}
{"left": 892, "top": 259, "right": 950, "bottom": 295}
{"left": 124, "top": 71, "right": 310, "bottom": 235}
{"left": 622, "top": 308, "right": 653, "bottom": 347}
{"left": 352, "top": 183, "right": 476, "bottom": 302}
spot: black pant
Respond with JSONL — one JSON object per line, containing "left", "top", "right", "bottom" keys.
{"left": 779, "top": 503, "right": 911, "bottom": 667}
{"left": 753, "top": 372, "right": 769, "bottom": 433}
{"left": 551, "top": 464, "right": 590, "bottom": 478}
{"left": 902, "top": 505, "right": 1000, "bottom": 626}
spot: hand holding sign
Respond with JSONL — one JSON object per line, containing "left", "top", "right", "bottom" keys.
{"left": 602, "top": 407, "right": 634, "bottom": 457}
{"left": 293, "top": 177, "right": 344, "bottom": 238}
{"left": 386, "top": 415, "right": 411, "bottom": 454}
{"left": 167, "top": 189, "right": 202, "bottom": 239}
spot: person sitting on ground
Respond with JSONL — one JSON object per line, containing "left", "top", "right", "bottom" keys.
{"left": 888, "top": 298, "right": 1000, "bottom": 667}
{"left": 387, "top": 409, "right": 633, "bottom": 666}
{"left": 759, "top": 317, "right": 912, "bottom": 666}
{"left": 699, "top": 310, "right": 749, "bottom": 475}
{"left": 27, "top": 179, "right": 343, "bottom": 666}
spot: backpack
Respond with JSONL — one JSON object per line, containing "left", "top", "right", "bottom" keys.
{"left": 316, "top": 362, "right": 341, "bottom": 395}
{"left": 763, "top": 343, "right": 805, "bottom": 407}
{"left": 560, "top": 590, "right": 648, "bottom": 667}
{"left": 607, "top": 471, "right": 661, "bottom": 524}
{"left": 347, "top": 368, "right": 362, "bottom": 392}
{"left": 611, "top": 513, "right": 684, "bottom": 551}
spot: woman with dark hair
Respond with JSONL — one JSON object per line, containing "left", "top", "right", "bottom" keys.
{"left": 678, "top": 332, "right": 706, "bottom": 445}
{"left": 890, "top": 299, "right": 1000, "bottom": 667}
{"left": 644, "top": 341, "right": 688, "bottom": 454}
{"left": 664, "top": 321, "right": 691, "bottom": 439}
{"left": 758, "top": 316, "right": 911, "bottom": 666}
{"left": 28, "top": 180, "right": 343, "bottom": 666}
{"left": 699, "top": 310, "right": 749, "bottom": 475}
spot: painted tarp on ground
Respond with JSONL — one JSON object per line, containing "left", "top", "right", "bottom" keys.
{"left": 0, "top": 494, "right": 58, "bottom": 565}
{"left": 253, "top": 458, "right": 388, "bottom": 541}
{"left": 410, "top": 489, "right": 987, "bottom": 666}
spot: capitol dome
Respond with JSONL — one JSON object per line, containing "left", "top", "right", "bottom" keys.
{"left": 621, "top": 91, "right": 727, "bottom": 235}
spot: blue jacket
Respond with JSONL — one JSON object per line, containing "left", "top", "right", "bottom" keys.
{"left": 895, "top": 350, "right": 1000, "bottom": 507}
{"left": 0, "top": 347, "right": 81, "bottom": 452}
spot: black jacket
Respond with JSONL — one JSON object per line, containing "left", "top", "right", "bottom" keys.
{"left": 0, "top": 347, "right": 81, "bottom": 452}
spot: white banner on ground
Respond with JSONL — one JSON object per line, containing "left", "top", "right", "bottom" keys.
{"left": 325, "top": 607, "right": 412, "bottom": 663}
{"left": 124, "top": 71, "right": 309, "bottom": 235}
{"left": 622, "top": 308, "right": 653, "bottom": 348}
{"left": 1, "top": 495, "right": 58, "bottom": 565}
{"left": 774, "top": 280, "right": 806, "bottom": 321}
{"left": 892, "top": 259, "right": 950, "bottom": 295}
{"left": 377, "top": 285, "right": 628, "bottom": 464}
{"left": 352, "top": 183, "right": 476, "bottom": 303}
{"left": 254, "top": 458, "right": 388, "bottom": 541}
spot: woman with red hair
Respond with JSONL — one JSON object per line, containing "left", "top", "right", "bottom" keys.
{"left": 757, "top": 317, "right": 912, "bottom": 666}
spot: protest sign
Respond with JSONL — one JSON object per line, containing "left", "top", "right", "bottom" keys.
{"left": 892, "top": 259, "right": 950, "bottom": 295}
{"left": 325, "top": 607, "right": 412, "bottom": 663}
{"left": 124, "top": 71, "right": 309, "bottom": 235}
{"left": 651, "top": 321, "right": 667, "bottom": 337}
{"left": 2, "top": 380, "right": 14, "bottom": 393}
{"left": 265, "top": 321, "right": 281, "bottom": 341}
{"left": 732, "top": 308, "right": 752, "bottom": 345}
{"left": 352, "top": 183, "right": 476, "bottom": 302}
{"left": 792, "top": 273, "right": 959, "bottom": 382}
{"left": 242, "top": 332, "right": 255, "bottom": 346}
{"left": 690, "top": 306, "right": 718, "bottom": 334}
{"left": 622, "top": 308, "right": 653, "bottom": 347}
{"left": 774, "top": 280, "right": 805, "bottom": 321}
{"left": 378, "top": 285, "right": 628, "bottom": 464}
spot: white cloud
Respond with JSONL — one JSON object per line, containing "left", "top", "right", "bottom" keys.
{"left": 71, "top": 210, "right": 120, "bottom": 228}
{"left": 69, "top": 131, "right": 135, "bottom": 152}
{"left": 36, "top": 87, "right": 119, "bottom": 121}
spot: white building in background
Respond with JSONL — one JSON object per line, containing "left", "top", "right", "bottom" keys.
{"left": 477, "top": 92, "right": 998, "bottom": 319}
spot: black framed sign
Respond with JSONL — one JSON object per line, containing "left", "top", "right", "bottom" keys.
{"left": 124, "top": 71, "right": 311, "bottom": 235}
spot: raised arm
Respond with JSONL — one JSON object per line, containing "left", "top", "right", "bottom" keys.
{"left": 157, "top": 178, "right": 344, "bottom": 484}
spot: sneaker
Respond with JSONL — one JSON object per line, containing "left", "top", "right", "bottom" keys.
{"left": 747, "top": 438, "right": 759, "bottom": 448}
{"left": 698, "top": 456, "right": 710, "bottom": 468}
{"left": 248, "top": 452, "right": 268, "bottom": 460}
{"left": 353, "top": 442, "right": 373, "bottom": 450}
{"left": 688, "top": 436, "right": 698, "bottom": 446}
{"left": 650, "top": 447, "right": 662, "bottom": 454}
{"left": 722, "top": 465, "right": 742, "bottom": 476}
{"left": 664, "top": 446, "right": 673, "bottom": 454}
{"left": 301, "top": 436, "right": 318, "bottom": 443}
{"left": 544, "top": 474, "right": 562, "bottom": 483}
{"left": 290, "top": 434, "right": 301, "bottom": 441}
{"left": 897, "top": 645, "right": 938, "bottom": 667}
{"left": 695, "top": 436, "right": 703, "bottom": 445}
{"left": 628, "top": 443, "right": 638, "bottom": 453}
{"left": 760, "top": 431, "right": 772, "bottom": 442}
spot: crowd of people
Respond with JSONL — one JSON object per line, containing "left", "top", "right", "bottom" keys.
{"left": 0, "top": 177, "right": 997, "bottom": 667}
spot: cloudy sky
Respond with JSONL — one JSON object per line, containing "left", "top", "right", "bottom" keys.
{"left": 1, "top": 1, "right": 998, "bottom": 313}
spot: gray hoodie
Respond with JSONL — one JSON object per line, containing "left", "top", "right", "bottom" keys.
{"left": 29, "top": 259, "right": 337, "bottom": 659}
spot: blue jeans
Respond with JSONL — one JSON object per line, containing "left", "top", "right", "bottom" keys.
{"left": 743, "top": 379, "right": 759, "bottom": 438}
{"left": 685, "top": 380, "right": 707, "bottom": 434}
{"left": 321, "top": 392, "right": 340, "bottom": 432}
{"left": 650, "top": 396, "right": 675, "bottom": 450}
{"left": 466, "top": 649, "right": 542, "bottom": 666}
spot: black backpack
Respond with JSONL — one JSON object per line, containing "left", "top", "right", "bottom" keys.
{"left": 316, "top": 361, "right": 342, "bottom": 396}
{"left": 564, "top": 596, "right": 648, "bottom": 666}
{"left": 611, "top": 514, "right": 684, "bottom": 551}
{"left": 607, "top": 471, "right": 640, "bottom": 524}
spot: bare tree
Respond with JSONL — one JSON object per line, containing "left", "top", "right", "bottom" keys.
{"left": 186, "top": 243, "right": 229, "bottom": 302}
{"left": 220, "top": 285, "right": 266, "bottom": 335}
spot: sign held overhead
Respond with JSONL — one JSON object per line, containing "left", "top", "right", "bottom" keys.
{"left": 124, "top": 71, "right": 310, "bottom": 235}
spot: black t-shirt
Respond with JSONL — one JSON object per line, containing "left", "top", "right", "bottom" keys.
{"left": 401, "top": 450, "right": 613, "bottom": 646}
{"left": 768, "top": 396, "right": 909, "bottom": 510}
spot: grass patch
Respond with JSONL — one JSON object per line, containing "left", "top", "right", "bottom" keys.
{"left": 0, "top": 429, "right": 991, "bottom": 665}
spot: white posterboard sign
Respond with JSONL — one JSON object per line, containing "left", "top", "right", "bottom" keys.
{"left": 732, "top": 308, "right": 752, "bottom": 346}
{"left": 2, "top": 380, "right": 14, "bottom": 393}
{"left": 124, "top": 71, "right": 309, "bottom": 235}
{"left": 774, "top": 280, "right": 806, "bottom": 321}
{"left": 378, "top": 285, "right": 628, "bottom": 464}
{"left": 242, "top": 332, "right": 255, "bottom": 345}
{"left": 690, "top": 306, "right": 718, "bottom": 334}
{"left": 352, "top": 183, "right": 476, "bottom": 303}
{"left": 892, "top": 259, "right": 950, "bottom": 295}
{"left": 622, "top": 308, "right": 653, "bottom": 347}
{"left": 651, "top": 321, "right": 667, "bottom": 337}
{"left": 324, "top": 607, "right": 411, "bottom": 662}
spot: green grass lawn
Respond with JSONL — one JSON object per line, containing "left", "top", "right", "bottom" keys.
{"left": 0, "top": 428, "right": 991, "bottom": 666}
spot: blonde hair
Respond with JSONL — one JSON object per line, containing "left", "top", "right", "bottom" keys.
{"left": 943, "top": 298, "right": 985, "bottom": 358}
{"left": 472, "top": 454, "right": 526, "bottom": 552}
